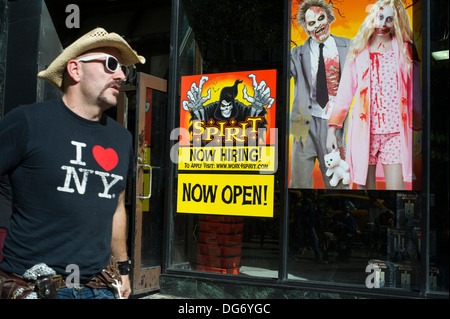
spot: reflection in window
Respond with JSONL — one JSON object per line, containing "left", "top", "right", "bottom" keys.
{"left": 288, "top": 189, "right": 423, "bottom": 289}
{"left": 170, "top": 0, "right": 283, "bottom": 279}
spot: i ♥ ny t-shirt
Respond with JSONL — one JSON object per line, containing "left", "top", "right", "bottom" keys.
{"left": 0, "top": 99, "right": 134, "bottom": 280}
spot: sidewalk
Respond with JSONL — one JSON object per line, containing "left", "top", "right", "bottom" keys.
{"left": 138, "top": 291, "right": 186, "bottom": 299}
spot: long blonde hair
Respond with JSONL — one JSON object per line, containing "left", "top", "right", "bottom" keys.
{"left": 348, "top": 0, "right": 413, "bottom": 64}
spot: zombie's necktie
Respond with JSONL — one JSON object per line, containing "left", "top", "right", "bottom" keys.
{"left": 316, "top": 43, "right": 328, "bottom": 109}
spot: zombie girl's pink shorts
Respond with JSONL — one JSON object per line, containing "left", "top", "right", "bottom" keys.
{"left": 369, "top": 133, "right": 402, "bottom": 165}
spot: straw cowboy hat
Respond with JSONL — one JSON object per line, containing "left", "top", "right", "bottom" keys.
{"left": 38, "top": 27, "right": 146, "bottom": 91}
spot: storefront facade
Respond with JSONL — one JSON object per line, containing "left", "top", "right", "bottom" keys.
{"left": 0, "top": 0, "right": 448, "bottom": 299}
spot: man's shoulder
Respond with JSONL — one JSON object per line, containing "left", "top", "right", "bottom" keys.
{"left": 13, "top": 99, "right": 61, "bottom": 115}
{"left": 3, "top": 100, "right": 60, "bottom": 123}
{"left": 21, "top": 99, "right": 60, "bottom": 109}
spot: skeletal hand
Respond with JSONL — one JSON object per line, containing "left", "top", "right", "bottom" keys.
{"left": 243, "top": 73, "right": 275, "bottom": 116}
{"left": 182, "top": 76, "right": 211, "bottom": 120}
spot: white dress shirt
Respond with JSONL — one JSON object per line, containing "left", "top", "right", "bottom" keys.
{"left": 310, "top": 36, "right": 339, "bottom": 120}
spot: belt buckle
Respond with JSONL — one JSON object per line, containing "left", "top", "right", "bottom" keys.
{"left": 36, "top": 275, "right": 58, "bottom": 299}
{"left": 50, "top": 274, "right": 64, "bottom": 291}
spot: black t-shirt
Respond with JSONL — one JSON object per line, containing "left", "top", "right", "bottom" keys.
{"left": 0, "top": 99, "right": 134, "bottom": 280}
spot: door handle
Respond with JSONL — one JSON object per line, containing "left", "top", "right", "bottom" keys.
{"left": 137, "top": 157, "right": 152, "bottom": 200}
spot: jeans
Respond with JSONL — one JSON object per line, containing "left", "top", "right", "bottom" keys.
{"left": 57, "top": 285, "right": 117, "bottom": 299}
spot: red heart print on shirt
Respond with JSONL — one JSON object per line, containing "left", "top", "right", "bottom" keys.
{"left": 92, "top": 145, "right": 119, "bottom": 172}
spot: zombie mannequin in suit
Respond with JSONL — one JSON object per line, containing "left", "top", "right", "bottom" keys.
{"left": 290, "top": 0, "right": 350, "bottom": 188}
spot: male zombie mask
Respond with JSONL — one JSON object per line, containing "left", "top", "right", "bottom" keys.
{"left": 305, "top": 6, "right": 331, "bottom": 43}
{"left": 374, "top": 6, "right": 394, "bottom": 35}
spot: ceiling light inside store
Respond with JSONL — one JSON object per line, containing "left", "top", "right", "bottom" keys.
{"left": 432, "top": 50, "right": 449, "bottom": 60}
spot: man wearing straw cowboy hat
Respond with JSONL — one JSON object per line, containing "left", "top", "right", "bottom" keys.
{"left": 0, "top": 28, "right": 145, "bottom": 299}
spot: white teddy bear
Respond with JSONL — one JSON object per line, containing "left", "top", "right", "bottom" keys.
{"left": 324, "top": 149, "right": 350, "bottom": 187}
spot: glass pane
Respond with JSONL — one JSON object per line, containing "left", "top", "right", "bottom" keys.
{"left": 171, "top": 209, "right": 281, "bottom": 278}
{"left": 429, "top": 0, "right": 449, "bottom": 293}
{"left": 170, "top": 0, "right": 284, "bottom": 279}
{"left": 141, "top": 89, "right": 168, "bottom": 267}
{"left": 286, "top": 0, "right": 429, "bottom": 292}
{"left": 287, "top": 189, "right": 422, "bottom": 288}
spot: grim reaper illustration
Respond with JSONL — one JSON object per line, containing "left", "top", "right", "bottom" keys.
{"left": 182, "top": 74, "right": 275, "bottom": 140}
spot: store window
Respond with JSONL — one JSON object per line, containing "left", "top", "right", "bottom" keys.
{"left": 167, "top": 0, "right": 448, "bottom": 296}
{"left": 287, "top": 189, "right": 423, "bottom": 288}
{"left": 169, "top": 0, "right": 284, "bottom": 279}
{"left": 286, "top": 0, "right": 448, "bottom": 294}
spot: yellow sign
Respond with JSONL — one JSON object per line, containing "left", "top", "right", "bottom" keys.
{"left": 177, "top": 174, "right": 274, "bottom": 217}
{"left": 178, "top": 146, "right": 276, "bottom": 172}
{"left": 178, "top": 70, "right": 277, "bottom": 217}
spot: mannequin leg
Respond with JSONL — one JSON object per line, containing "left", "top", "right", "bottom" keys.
{"left": 383, "top": 164, "right": 405, "bottom": 190}
{"left": 357, "top": 165, "right": 377, "bottom": 189}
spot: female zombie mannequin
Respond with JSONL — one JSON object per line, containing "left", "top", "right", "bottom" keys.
{"left": 326, "top": 0, "right": 421, "bottom": 190}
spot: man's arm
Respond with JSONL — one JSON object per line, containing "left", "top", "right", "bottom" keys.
{"left": 111, "top": 190, "right": 131, "bottom": 298}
